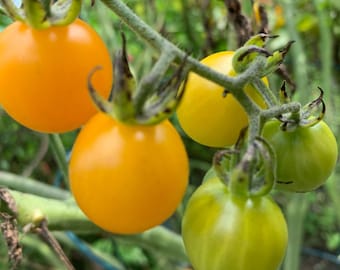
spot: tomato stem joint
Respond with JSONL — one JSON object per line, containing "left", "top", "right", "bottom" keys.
{"left": 277, "top": 86, "right": 326, "bottom": 131}
{"left": 212, "top": 137, "right": 276, "bottom": 197}
{"left": 88, "top": 33, "right": 189, "bottom": 125}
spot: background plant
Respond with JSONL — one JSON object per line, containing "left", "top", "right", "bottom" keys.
{"left": 0, "top": 0, "right": 339, "bottom": 270}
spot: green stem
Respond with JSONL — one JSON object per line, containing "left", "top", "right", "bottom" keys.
{"left": 313, "top": 0, "right": 332, "bottom": 94}
{"left": 261, "top": 102, "right": 301, "bottom": 119}
{"left": 326, "top": 173, "right": 340, "bottom": 226}
{"left": 49, "top": 134, "right": 70, "bottom": 189}
{"left": 283, "top": 193, "right": 309, "bottom": 270}
{"left": 247, "top": 114, "right": 261, "bottom": 144}
{"left": 114, "top": 226, "right": 187, "bottom": 262}
{"left": 281, "top": 0, "right": 308, "bottom": 100}
{"left": 312, "top": 1, "right": 340, "bottom": 227}
{"left": 134, "top": 49, "right": 177, "bottom": 112}
{"left": 100, "top": 0, "right": 283, "bottom": 139}
{"left": 251, "top": 78, "right": 279, "bottom": 107}
{"left": 0, "top": 171, "right": 70, "bottom": 200}
{"left": 9, "top": 189, "right": 98, "bottom": 233}
{"left": 5, "top": 189, "right": 188, "bottom": 262}
{"left": 100, "top": 0, "right": 237, "bottom": 90}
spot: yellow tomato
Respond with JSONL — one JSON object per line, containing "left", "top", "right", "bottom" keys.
{"left": 177, "top": 51, "right": 266, "bottom": 147}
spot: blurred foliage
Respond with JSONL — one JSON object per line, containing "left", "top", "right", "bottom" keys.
{"left": 0, "top": 0, "right": 339, "bottom": 269}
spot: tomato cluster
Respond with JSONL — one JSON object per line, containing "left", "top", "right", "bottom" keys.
{"left": 1, "top": 10, "right": 338, "bottom": 270}
{"left": 177, "top": 46, "right": 338, "bottom": 269}
{"left": 0, "top": 18, "right": 189, "bottom": 234}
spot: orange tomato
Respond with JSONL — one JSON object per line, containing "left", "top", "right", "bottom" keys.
{"left": 69, "top": 112, "right": 189, "bottom": 234}
{"left": 0, "top": 19, "right": 113, "bottom": 133}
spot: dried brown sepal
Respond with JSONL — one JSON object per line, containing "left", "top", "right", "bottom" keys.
{"left": 257, "top": 3, "right": 269, "bottom": 34}
{"left": 0, "top": 188, "right": 22, "bottom": 270}
{"left": 276, "top": 65, "right": 296, "bottom": 93}
{"left": 212, "top": 149, "right": 239, "bottom": 185}
{"left": 279, "top": 81, "right": 290, "bottom": 104}
{"left": 224, "top": 0, "right": 253, "bottom": 46}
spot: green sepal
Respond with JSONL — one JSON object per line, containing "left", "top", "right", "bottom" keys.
{"left": 87, "top": 66, "right": 114, "bottom": 115}
{"left": 232, "top": 45, "right": 272, "bottom": 74}
{"left": 279, "top": 81, "right": 290, "bottom": 104}
{"left": 49, "top": 0, "right": 82, "bottom": 26}
{"left": 110, "top": 34, "right": 137, "bottom": 123}
{"left": 23, "top": 0, "right": 51, "bottom": 29}
{"left": 0, "top": 0, "right": 25, "bottom": 21}
{"left": 278, "top": 87, "right": 325, "bottom": 131}
{"left": 1, "top": 0, "right": 81, "bottom": 29}
{"left": 244, "top": 33, "right": 277, "bottom": 48}
{"left": 136, "top": 57, "right": 189, "bottom": 125}
{"left": 262, "top": 40, "right": 295, "bottom": 77}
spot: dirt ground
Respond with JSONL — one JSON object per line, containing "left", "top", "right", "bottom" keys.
{"left": 301, "top": 255, "right": 339, "bottom": 270}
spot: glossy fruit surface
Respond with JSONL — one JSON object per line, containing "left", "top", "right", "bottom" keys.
{"left": 182, "top": 177, "right": 288, "bottom": 270}
{"left": 69, "top": 112, "right": 189, "bottom": 234}
{"left": 176, "top": 51, "right": 266, "bottom": 147}
{"left": 262, "top": 120, "right": 338, "bottom": 192}
{"left": 0, "top": 19, "right": 113, "bottom": 133}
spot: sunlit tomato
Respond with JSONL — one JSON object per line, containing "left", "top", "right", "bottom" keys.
{"left": 69, "top": 112, "right": 189, "bottom": 234}
{"left": 0, "top": 19, "right": 113, "bottom": 133}
{"left": 182, "top": 177, "right": 288, "bottom": 270}
{"left": 176, "top": 51, "right": 266, "bottom": 147}
{"left": 262, "top": 120, "right": 338, "bottom": 192}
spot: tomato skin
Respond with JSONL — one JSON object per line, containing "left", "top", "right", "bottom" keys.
{"left": 262, "top": 120, "right": 338, "bottom": 192}
{"left": 0, "top": 19, "right": 113, "bottom": 133}
{"left": 176, "top": 51, "right": 266, "bottom": 147}
{"left": 182, "top": 177, "right": 288, "bottom": 270}
{"left": 69, "top": 113, "right": 189, "bottom": 234}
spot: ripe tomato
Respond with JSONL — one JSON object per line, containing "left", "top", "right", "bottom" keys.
{"left": 182, "top": 177, "right": 288, "bottom": 270}
{"left": 262, "top": 119, "right": 338, "bottom": 192}
{"left": 69, "top": 112, "right": 189, "bottom": 234}
{"left": 176, "top": 51, "right": 266, "bottom": 147}
{"left": 0, "top": 19, "right": 113, "bottom": 133}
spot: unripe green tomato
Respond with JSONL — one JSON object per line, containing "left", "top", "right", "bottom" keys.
{"left": 182, "top": 177, "right": 288, "bottom": 270}
{"left": 202, "top": 167, "right": 216, "bottom": 183}
{"left": 262, "top": 120, "right": 338, "bottom": 192}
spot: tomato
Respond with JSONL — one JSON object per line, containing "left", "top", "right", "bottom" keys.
{"left": 262, "top": 119, "right": 338, "bottom": 192}
{"left": 182, "top": 177, "right": 288, "bottom": 270}
{"left": 176, "top": 51, "right": 266, "bottom": 148}
{"left": 69, "top": 112, "right": 189, "bottom": 234}
{"left": 0, "top": 19, "right": 113, "bottom": 133}
{"left": 202, "top": 166, "right": 216, "bottom": 183}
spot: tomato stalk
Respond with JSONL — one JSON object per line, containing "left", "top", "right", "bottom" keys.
{"left": 2, "top": 189, "right": 188, "bottom": 261}
{"left": 88, "top": 35, "right": 188, "bottom": 125}
{"left": 0, "top": 171, "right": 70, "bottom": 200}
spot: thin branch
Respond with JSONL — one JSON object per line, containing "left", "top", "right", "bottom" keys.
{"left": 22, "top": 134, "right": 49, "bottom": 177}
{"left": 0, "top": 171, "right": 70, "bottom": 200}
{"left": 34, "top": 219, "right": 75, "bottom": 270}
{"left": 48, "top": 134, "right": 69, "bottom": 189}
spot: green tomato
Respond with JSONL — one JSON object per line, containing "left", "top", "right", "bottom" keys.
{"left": 182, "top": 177, "right": 288, "bottom": 270}
{"left": 262, "top": 120, "right": 338, "bottom": 192}
{"left": 202, "top": 167, "right": 216, "bottom": 183}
